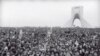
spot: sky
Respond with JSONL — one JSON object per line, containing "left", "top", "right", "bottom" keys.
{"left": 0, "top": 0, "right": 100, "bottom": 28}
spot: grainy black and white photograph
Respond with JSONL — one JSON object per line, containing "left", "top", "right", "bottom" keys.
{"left": 0, "top": 0, "right": 100, "bottom": 56}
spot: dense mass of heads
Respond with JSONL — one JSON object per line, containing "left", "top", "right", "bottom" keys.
{"left": 0, "top": 27, "right": 100, "bottom": 56}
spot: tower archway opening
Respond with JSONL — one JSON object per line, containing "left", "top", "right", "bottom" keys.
{"left": 67, "top": 6, "right": 91, "bottom": 28}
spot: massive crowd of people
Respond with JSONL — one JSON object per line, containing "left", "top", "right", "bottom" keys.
{"left": 0, "top": 27, "right": 99, "bottom": 56}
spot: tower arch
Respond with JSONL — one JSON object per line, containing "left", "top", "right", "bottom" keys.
{"left": 67, "top": 6, "right": 91, "bottom": 28}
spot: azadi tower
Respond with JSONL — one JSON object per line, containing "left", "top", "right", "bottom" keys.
{"left": 67, "top": 6, "right": 91, "bottom": 28}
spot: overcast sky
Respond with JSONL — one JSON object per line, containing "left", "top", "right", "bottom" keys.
{"left": 0, "top": 0, "right": 100, "bottom": 28}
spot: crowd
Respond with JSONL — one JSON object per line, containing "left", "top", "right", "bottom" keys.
{"left": 0, "top": 27, "right": 99, "bottom": 56}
